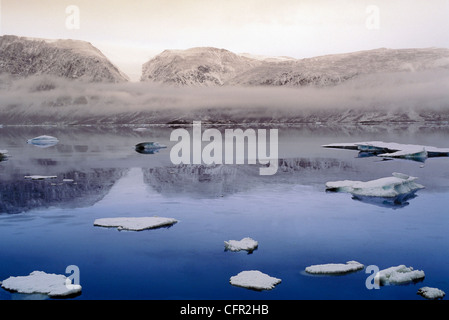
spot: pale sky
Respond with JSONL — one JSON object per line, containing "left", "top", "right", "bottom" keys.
{"left": 1, "top": 0, "right": 448, "bottom": 81}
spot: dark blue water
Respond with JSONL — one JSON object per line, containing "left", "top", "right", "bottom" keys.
{"left": 0, "top": 124, "right": 448, "bottom": 300}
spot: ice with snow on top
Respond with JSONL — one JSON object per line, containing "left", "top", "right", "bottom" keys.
{"left": 322, "top": 141, "right": 449, "bottom": 160}
{"left": 1, "top": 271, "right": 81, "bottom": 298}
{"left": 224, "top": 237, "right": 258, "bottom": 252}
{"left": 325, "top": 172, "right": 424, "bottom": 198}
{"left": 230, "top": 270, "right": 281, "bottom": 291}
{"left": 94, "top": 216, "right": 178, "bottom": 231}
{"left": 305, "top": 261, "right": 364, "bottom": 275}
{"left": 417, "top": 287, "right": 445, "bottom": 299}
{"left": 27, "top": 135, "right": 59, "bottom": 148}
{"left": 378, "top": 148, "right": 427, "bottom": 160}
{"left": 375, "top": 265, "right": 425, "bottom": 285}
{"left": 24, "top": 175, "right": 58, "bottom": 180}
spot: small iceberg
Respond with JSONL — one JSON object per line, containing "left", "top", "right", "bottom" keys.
{"left": 24, "top": 175, "right": 58, "bottom": 180}
{"left": 229, "top": 270, "right": 281, "bottom": 291}
{"left": 375, "top": 265, "right": 425, "bottom": 285}
{"left": 417, "top": 287, "right": 445, "bottom": 300}
{"left": 133, "top": 127, "right": 151, "bottom": 132}
{"left": 325, "top": 173, "right": 424, "bottom": 198}
{"left": 135, "top": 142, "right": 167, "bottom": 154}
{"left": 0, "top": 150, "right": 8, "bottom": 162}
{"left": 1, "top": 271, "right": 82, "bottom": 298}
{"left": 93, "top": 217, "right": 178, "bottom": 231}
{"left": 305, "top": 261, "right": 364, "bottom": 275}
{"left": 378, "top": 148, "right": 427, "bottom": 161}
{"left": 224, "top": 237, "right": 258, "bottom": 253}
{"left": 27, "top": 135, "right": 59, "bottom": 148}
{"left": 323, "top": 141, "right": 449, "bottom": 162}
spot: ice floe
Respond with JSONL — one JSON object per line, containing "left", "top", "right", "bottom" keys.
{"left": 93, "top": 216, "right": 178, "bottom": 231}
{"left": 224, "top": 237, "right": 258, "bottom": 252}
{"left": 325, "top": 173, "right": 424, "bottom": 198}
{"left": 417, "top": 287, "right": 445, "bottom": 300}
{"left": 135, "top": 142, "right": 167, "bottom": 154}
{"left": 375, "top": 265, "right": 425, "bottom": 285}
{"left": 0, "top": 150, "right": 8, "bottom": 161}
{"left": 305, "top": 261, "right": 364, "bottom": 275}
{"left": 26, "top": 135, "right": 59, "bottom": 148}
{"left": 24, "top": 175, "right": 58, "bottom": 180}
{"left": 1, "top": 271, "right": 81, "bottom": 298}
{"left": 229, "top": 270, "right": 281, "bottom": 291}
{"left": 323, "top": 141, "right": 449, "bottom": 161}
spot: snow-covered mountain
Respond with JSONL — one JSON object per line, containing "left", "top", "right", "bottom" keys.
{"left": 141, "top": 47, "right": 449, "bottom": 87}
{"left": 0, "top": 35, "right": 129, "bottom": 82}
{"left": 141, "top": 47, "right": 262, "bottom": 86}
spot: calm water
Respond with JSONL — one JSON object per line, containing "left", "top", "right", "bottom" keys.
{"left": 0, "top": 124, "right": 448, "bottom": 300}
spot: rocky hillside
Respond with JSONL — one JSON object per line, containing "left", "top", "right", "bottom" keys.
{"left": 0, "top": 35, "right": 129, "bottom": 82}
{"left": 141, "top": 47, "right": 262, "bottom": 86}
{"left": 141, "top": 47, "right": 449, "bottom": 87}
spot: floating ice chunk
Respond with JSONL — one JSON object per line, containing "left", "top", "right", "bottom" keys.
{"left": 305, "top": 261, "right": 364, "bottom": 275}
{"left": 323, "top": 141, "right": 449, "bottom": 159}
{"left": 417, "top": 287, "right": 445, "bottom": 300}
{"left": 135, "top": 142, "right": 167, "bottom": 154}
{"left": 375, "top": 265, "right": 425, "bottom": 285}
{"left": 225, "top": 237, "right": 258, "bottom": 252}
{"left": 133, "top": 128, "right": 151, "bottom": 132}
{"left": 230, "top": 270, "right": 281, "bottom": 291}
{"left": 27, "top": 135, "right": 59, "bottom": 148}
{"left": 321, "top": 142, "right": 361, "bottom": 150}
{"left": 1, "top": 271, "right": 81, "bottom": 298}
{"left": 378, "top": 148, "right": 427, "bottom": 160}
{"left": 94, "top": 217, "right": 178, "bottom": 231}
{"left": 24, "top": 175, "right": 58, "bottom": 180}
{"left": 0, "top": 150, "right": 8, "bottom": 161}
{"left": 325, "top": 173, "right": 424, "bottom": 198}
{"left": 136, "top": 142, "right": 167, "bottom": 149}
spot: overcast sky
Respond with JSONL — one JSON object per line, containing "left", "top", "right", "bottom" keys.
{"left": 1, "top": 0, "right": 448, "bottom": 81}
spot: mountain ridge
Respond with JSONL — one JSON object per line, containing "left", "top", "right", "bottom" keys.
{"left": 2, "top": 34, "right": 448, "bottom": 86}
{"left": 0, "top": 35, "right": 129, "bottom": 82}
{"left": 141, "top": 46, "right": 449, "bottom": 87}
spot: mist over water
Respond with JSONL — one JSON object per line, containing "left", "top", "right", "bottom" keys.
{"left": 0, "top": 68, "right": 448, "bottom": 125}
